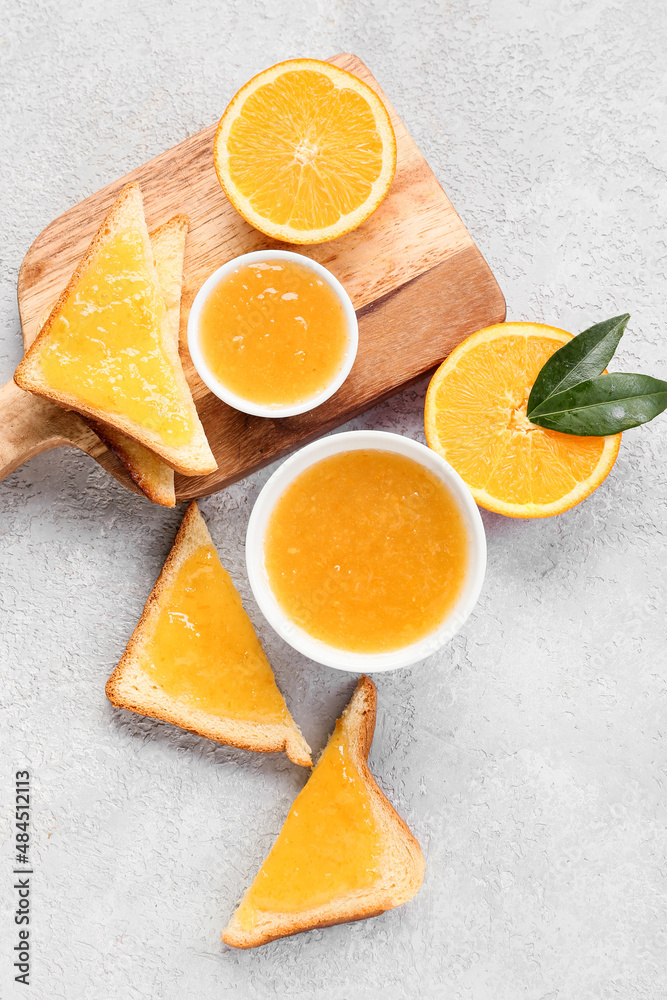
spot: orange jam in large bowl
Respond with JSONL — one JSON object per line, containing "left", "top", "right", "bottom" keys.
{"left": 188, "top": 251, "right": 357, "bottom": 417}
{"left": 263, "top": 448, "right": 469, "bottom": 655}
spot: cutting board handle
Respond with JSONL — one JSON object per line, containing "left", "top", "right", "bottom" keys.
{"left": 0, "top": 379, "right": 85, "bottom": 482}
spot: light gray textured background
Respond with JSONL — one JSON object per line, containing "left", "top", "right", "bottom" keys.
{"left": 1, "top": 1, "right": 666, "bottom": 997}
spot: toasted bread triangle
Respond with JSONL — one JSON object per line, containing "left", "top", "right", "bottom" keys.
{"left": 105, "top": 502, "right": 311, "bottom": 767}
{"left": 38, "top": 216, "right": 187, "bottom": 507}
{"left": 222, "top": 676, "right": 425, "bottom": 948}
{"left": 14, "top": 183, "right": 216, "bottom": 478}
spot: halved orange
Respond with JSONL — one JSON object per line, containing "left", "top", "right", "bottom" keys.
{"left": 424, "top": 323, "right": 622, "bottom": 518}
{"left": 213, "top": 59, "right": 397, "bottom": 244}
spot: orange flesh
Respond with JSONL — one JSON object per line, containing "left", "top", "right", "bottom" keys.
{"left": 142, "top": 543, "right": 289, "bottom": 723}
{"left": 227, "top": 69, "right": 385, "bottom": 231}
{"left": 199, "top": 258, "right": 348, "bottom": 406}
{"left": 39, "top": 230, "right": 193, "bottom": 444}
{"left": 264, "top": 450, "right": 468, "bottom": 653}
{"left": 429, "top": 331, "right": 610, "bottom": 506}
{"left": 236, "top": 718, "right": 381, "bottom": 927}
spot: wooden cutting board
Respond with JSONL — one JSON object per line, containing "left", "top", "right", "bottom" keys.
{"left": 2, "top": 53, "right": 505, "bottom": 501}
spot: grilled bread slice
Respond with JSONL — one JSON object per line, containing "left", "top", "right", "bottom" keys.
{"left": 15, "top": 183, "right": 216, "bottom": 477}
{"left": 222, "top": 676, "right": 425, "bottom": 948}
{"left": 105, "top": 502, "right": 311, "bottom": 767}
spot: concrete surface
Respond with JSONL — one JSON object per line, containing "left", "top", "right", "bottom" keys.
{"left": 1, "top": 1, "right": 666, "bottom": 998}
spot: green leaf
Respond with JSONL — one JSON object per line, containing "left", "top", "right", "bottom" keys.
{"left": 528, "top": 373, "right": 667, "bottom": 436}
{"left": 527, "top": 314, "right": 630, "bottom": 416}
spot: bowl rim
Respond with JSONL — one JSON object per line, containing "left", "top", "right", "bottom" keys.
{"left": 246, "top": 430, "right": 487, "bottom": 672}
{"left": 186, "top": 249, "right": 359, "bottom": 418}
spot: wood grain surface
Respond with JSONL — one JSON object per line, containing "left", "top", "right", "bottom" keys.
{"left": 11, "top": 52, "right": 505, "bottom": 501}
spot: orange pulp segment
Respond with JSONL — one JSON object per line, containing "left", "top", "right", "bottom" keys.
{"left": 424, "top": 322, "right": 621, "bottom": 518}
{"left": 213, "top": 59, "right": 397, "bottom": 244}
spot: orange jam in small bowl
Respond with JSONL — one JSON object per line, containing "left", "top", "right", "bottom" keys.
{"left": 188, "top": 251, "right": 358, "bottom": 417}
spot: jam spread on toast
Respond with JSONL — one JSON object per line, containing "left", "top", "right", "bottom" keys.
{"left": 143, "top": 542, "right": 290, "bottom": 722}
{"left": 40, "top": 229, "right": 193, "bottom": 444}
{"left": 237, "top": 718, "right": 381, "bottom": 926}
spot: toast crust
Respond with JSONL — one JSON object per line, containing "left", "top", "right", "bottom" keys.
{"left": 222, "top": 676, "right": 425, "bottom": 948}
{"left": 14, "top": 184, "right": 216, "bottom": 477}
{"left": 105, "top": 502, "right": 312, "bottom": 767}
{"left": 86, "top": 417, "right": 175, "bottom": 507}
{"left": 29, "top": 372, "right": 176, "bottom": 506}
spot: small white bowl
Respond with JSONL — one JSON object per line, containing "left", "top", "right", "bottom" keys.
{"left": 187, "top": 250, "right": 358, "bottom": 418}
{"left": 246, "top": 430, "right": 487, "bottom": 672}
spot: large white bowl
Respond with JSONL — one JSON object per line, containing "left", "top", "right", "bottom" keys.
{"left": 246, "top": 430, "right": 487, "bottom": 672}
{"left": 187, "top": 250, "right": 358, "bottom": 418}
